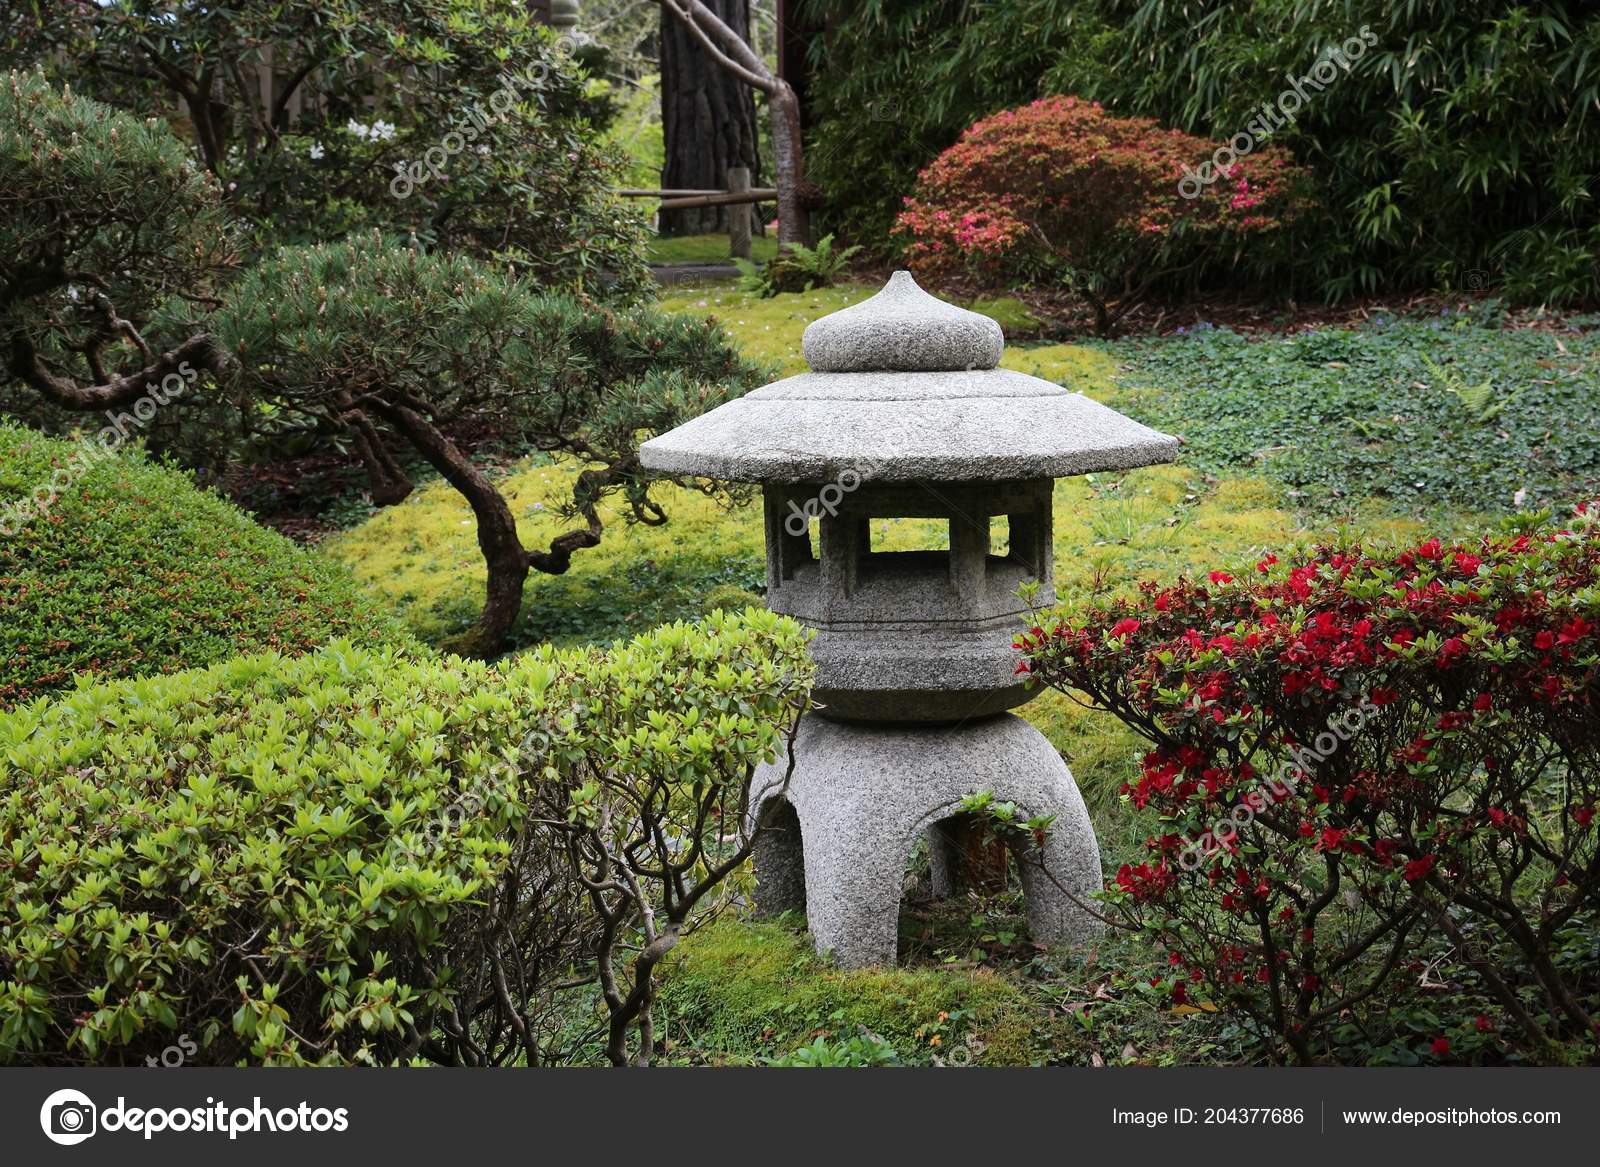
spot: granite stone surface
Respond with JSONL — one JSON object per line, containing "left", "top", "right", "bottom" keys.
{"left": 801, "top": 270, "right": 1003, "bottom": 373}
{"left": 748, "top": 713, "right": 1104, "bottom": 968}
{"left": 638, "top": 368, "right": 1180, "bottom": 484}
{"left": 638, "top": 270, "right": 1152, "bottom": 965}
{"left": 638, "top": 269, "right": 1180, "bottom": 484}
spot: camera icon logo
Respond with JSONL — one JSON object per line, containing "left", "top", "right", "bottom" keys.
{"left": 39, "top": 1088, "right": 97, "bottom": 1146}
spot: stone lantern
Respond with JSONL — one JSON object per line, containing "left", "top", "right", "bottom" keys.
{"left": 639, "top": 272, "right": 1179, "bottom": 966}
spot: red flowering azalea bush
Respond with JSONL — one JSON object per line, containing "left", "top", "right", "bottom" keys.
{"left": 894, "top": 96, "right": 1311, "bottom": 334}
{"left": 1018, "top": 509, "right": 1600, "bottom": 1064}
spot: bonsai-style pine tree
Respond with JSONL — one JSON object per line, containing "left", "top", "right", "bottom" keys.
{"left": 0, "top": 69, "right": 236, "bottom": 410}
{"left": 210, "top": 234, "right": 768, "bottom": 656}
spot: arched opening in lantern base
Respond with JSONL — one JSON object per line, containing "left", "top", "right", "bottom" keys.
{"left": 751, "top": 797, "right": 807, "bottom": 918}
{"left": 897, "top": 811, "right": 1033, "bottom": 964}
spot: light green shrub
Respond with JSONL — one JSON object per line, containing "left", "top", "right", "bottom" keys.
{"left": 0, "top": 608, "right": 812, "bottom": 1066}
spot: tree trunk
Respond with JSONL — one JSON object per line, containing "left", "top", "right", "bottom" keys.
{"left": 768, "top": 77, "right": 808, "bottom": 247}
{"left": 370, "top": 401, "right": 530, "bottom": 658}
{"left": 659, "top": 0, "right": 761, "bottom": 236}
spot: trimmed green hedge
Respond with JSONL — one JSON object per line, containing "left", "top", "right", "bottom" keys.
{"left": 0, "top": 423, "right": 407, "bottom": 707}
{"left": 0, "top": 610, "right": 812, "bottom": 1066}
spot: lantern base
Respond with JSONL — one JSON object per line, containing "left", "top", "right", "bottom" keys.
{"left": 748, "top": 712, "right": 1103, "bottom": 968}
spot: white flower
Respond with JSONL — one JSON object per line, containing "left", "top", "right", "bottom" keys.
{"left": 308, "top": 142, "right": 325, "bottom": 160}
{"left": 345, "top": 118, "right": 369, "bottom": 139}
{"left": 371, "top": 119, "right": 396, "bottom": 141}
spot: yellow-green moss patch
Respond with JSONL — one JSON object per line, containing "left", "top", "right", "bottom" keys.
{"left": 657, "top": 917, "right": 1061, "bottom": 1065}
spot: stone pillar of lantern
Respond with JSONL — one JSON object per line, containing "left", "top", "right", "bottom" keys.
{"left": 531, "top": 1, "right": 580, "bottom": 31}
{"left": 640, "top": 271, "right": 1180, "bottom": 967}
{"left": 549, "top": 0, "right": 580, "bottom": 30}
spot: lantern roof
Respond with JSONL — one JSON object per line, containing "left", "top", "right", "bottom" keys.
{"left": 638, "top": 271, "right": 1180, "bottom": 484}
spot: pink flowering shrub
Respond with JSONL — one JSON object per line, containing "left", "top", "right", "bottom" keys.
{"left": 1019, "top": 508, "right": 1600, "bottom": 1064}
{"left": 894, "top": 96, "right": 1311, "bottom": 333}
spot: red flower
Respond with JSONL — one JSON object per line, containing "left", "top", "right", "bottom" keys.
{"left": 1256, "top": 554, "right": 1278, "bottom": 573}
{"left": 1574, "top": 806, "right": 1595, "bottom": 828}
{"left": 1430, "top": 1037, "right": 1450, "bottom": 1057}
{"left": 1472, "top": 693, "right": 1493, "bottom": 712}
{"left": 1558, "top": 617, "right": 1592, "bottom": 645}
{"left": 1110, "top": 617, "right": 1141, "bottom": 639}
{"left": 1403, "top": 855, "right": 1435, "bottom": 882}
{"left": 1208, "top": 571, "right": 1233, "bottom": 585}
{"left": 1454, "top": 551, "right": 1483, "bottom": 574}
{"left": 1474, "top": 1015, "right": 1491, "bottom": 1032}
{"left": 1534, "top": 630, "right": 1556, "bottom": 651}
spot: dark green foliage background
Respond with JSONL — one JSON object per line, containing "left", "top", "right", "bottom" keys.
{"left": 804, "top": 0, "right": 1600, "bottom": 304}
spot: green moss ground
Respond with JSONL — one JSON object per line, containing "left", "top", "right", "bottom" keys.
{"left": 647, "top": 233, "right": 781, "bottom": 265}
{"left": 658, "top": 910, "right": 1254, "bottom": 1067}
{"left": 657, "top": 916, "right": 1058, "bottom": 1065}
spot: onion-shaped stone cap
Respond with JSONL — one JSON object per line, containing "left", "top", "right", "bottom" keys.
{"left": 638, "top": 270, "right": 1180, "bottom": 484}
{"left": 802, "top": 269, "right": 1003, "bottom": 372}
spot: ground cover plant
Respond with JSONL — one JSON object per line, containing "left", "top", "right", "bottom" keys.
{"left": 649, "top": 234, "right": 780, "bottom": 266}
{"left": 1098, "top": 316, "right": 1600, "bottom": 515}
